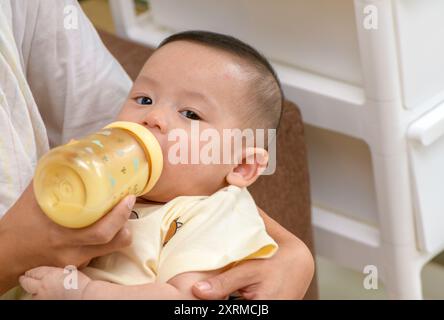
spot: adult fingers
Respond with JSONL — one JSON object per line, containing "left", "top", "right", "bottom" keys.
{"left": 192, "top": 262, "right": 257, "bottom": 300}
{"left": 71, "top": 195, "right": 135, "bottom": 246}
{"left": 82, "top": 226, "right": 132, "bottom": 260}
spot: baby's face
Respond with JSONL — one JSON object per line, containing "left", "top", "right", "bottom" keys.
{"left": 117, "top": 41, "right": 252, "bottom": 202}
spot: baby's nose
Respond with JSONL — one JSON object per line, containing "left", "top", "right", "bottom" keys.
{"left": 143, "top": 109, "right": 168, "bottom": 134}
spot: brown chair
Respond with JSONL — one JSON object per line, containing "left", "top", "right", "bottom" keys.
{"left": 98, "top": 30, "right": 318, "bottom": 299}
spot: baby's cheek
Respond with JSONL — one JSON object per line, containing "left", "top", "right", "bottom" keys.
{"left": 116, "top": 105, "right": 137, "bottom": 122}
{"left": 190, "top": 163, "right": 229, "bottom": 191}
{"left": 168, "top": 162, "right": 219, "bottom": 192}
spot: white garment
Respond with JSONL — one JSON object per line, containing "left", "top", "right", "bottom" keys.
{"left": 0, "top": 0, "right": 132, "bottom": 216}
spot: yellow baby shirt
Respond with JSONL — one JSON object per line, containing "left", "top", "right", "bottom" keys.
{"left": 82, "top": 185, "right": 278, "bottom": 285}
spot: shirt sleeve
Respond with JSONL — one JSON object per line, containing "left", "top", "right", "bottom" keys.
{"left": 10, "top": 0, "right": 132, "bottom": 147}
{"left": 156, "top": 187, "right": 278, "bottom": 283}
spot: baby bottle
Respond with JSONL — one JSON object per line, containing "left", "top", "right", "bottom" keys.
{"left": 33, "top": 121, "right": 163, "bottom": 228}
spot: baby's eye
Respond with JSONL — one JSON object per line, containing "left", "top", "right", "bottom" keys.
{"left": 135, "top": 96, "right": 153, "bottom": 105}
{"left": 180, "top": 110, "right": 201, "bottom": 121}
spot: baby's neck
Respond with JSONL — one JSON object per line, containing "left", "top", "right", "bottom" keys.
{"left": 136, "top": 197, "right": 165, "bottom": 205}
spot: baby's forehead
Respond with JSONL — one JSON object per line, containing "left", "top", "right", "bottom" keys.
{"left": 142, "top": 50, "right": 253, "bottom": 91}
{"left": 148, "top": 41, "right": 253, "bottom": 76}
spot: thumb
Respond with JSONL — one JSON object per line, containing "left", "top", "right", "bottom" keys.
{"left": 192, "top": 264, "right": 255, "bottom": 300}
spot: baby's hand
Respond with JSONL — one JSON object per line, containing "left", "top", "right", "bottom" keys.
{"left": 19, "top": 266, "right": 91, "bottom": 300}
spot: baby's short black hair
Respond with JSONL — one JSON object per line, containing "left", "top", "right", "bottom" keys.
{"left": 159, "top": 30, "right": 284, "bottom": 134}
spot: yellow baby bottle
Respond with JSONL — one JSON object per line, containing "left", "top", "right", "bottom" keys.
{"left": 33, "top": 121, "right": 163, "bottom": 228}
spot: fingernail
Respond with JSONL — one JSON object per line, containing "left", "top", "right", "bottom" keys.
{"left": 195, "top": 281, "right": 212, "bottom": 291}
{"left": 126, "top": 195, "right": 136, "bottom": 209}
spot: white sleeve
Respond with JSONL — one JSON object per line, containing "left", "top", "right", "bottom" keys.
{"left": 10, "top": 0, "right": 132, "bottom": 147}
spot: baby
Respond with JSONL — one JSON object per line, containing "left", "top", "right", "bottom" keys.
{"left": 16, "top": 30, "right": 284, "bottom": 300}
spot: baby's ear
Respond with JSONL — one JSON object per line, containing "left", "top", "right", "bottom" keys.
{"left": 226, "top": 147, "right": 269, "bottom": 188}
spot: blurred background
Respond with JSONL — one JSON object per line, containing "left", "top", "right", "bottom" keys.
{"left": 79, "top": 0, "right": 444, "bottom": 299}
